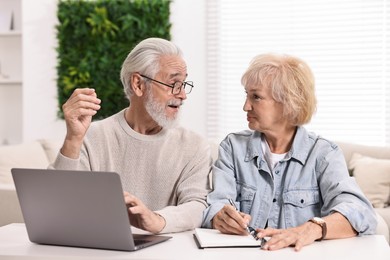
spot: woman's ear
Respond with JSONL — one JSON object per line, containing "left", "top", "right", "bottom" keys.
{"left": 130, "top": 73, "right": 145, "bottom": 97}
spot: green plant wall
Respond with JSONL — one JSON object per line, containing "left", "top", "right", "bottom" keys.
{"left": 56, "top": 0, "right": 171, "bottom": 119}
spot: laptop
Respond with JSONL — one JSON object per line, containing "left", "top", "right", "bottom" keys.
{"left": 11, "top": 168, "right": 172, "bottom": 251}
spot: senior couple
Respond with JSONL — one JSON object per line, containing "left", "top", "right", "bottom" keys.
{"left": 52, "top": 37, "right": 377, "bottom": 251}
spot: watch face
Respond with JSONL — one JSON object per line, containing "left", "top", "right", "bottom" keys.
{"left": 312, "top": 217, "right": 325, "bottom": 224}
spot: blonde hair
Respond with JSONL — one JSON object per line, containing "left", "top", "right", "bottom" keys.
{"left": 241, "top": 53, "right": 317, "bottom": 125}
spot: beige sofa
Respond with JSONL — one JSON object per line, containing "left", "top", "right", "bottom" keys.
{"left": 336, "top": 141, "right": 390, "bottom": 242}
{"left": 0, "top": 139, "right": 62, "bottom": 227}
{"left": 0, "top": 139, "right": 389, "bottom": 243}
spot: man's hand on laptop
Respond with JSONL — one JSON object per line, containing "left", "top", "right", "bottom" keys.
{"left": 123, "top": 191, "right": 166, "bottom": 234}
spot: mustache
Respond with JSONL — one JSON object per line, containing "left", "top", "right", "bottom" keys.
{"left": 168, "top": 99, "right": 183, "bottom": 107}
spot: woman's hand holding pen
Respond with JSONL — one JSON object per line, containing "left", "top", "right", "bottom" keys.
{"left": 212, "top": 203, "right": 252, "bottom": 236}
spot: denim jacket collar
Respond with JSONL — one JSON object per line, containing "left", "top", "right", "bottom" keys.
{"left": 289, "top": 126, "right": 312, "bottom": 165}
{"left": 244, "top": 131, "right": 262, "bottom": 163}
{"left": 244, "top": 126, "right": 311, "bottom": 166}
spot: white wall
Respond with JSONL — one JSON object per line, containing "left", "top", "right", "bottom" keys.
{"left": 0, "top": 0, "right": 22, "bottom": 145}
{"left": 20, "top": 0, "right": 207, "bottom": 143}
{"left": 22, "top": 0, "right": 64, "bottom": 142}
{"left": 170, "top": 0, "right": 207, "bottom": 138}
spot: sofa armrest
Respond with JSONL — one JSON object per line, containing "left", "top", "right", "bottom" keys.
{"left": 0, "top": 184, "right": 24, "bottom": 227}
{"left": 375, "top": 210, "right": 389, "bottom": 244}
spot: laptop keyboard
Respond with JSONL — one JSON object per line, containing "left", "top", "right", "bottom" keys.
{"left": 134, "top": 239, "right": 150, "bottom": 246}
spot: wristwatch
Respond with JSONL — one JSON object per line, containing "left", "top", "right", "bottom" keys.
{"left": 308, "top": 217, "right": 327, "bottom": 241}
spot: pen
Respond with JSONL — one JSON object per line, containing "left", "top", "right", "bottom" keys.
{"left": 227, "top": 198, "right": 258, "bottom": 239}
{"left": 227, "top": 198, "right": 268, "bottom": 246}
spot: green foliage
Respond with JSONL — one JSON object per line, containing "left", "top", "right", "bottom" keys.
{"left": 56, "top": 0, "right": 171, "bottom": 119}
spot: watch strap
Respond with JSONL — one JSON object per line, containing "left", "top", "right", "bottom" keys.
{"left": 309, "top": 217, "right": 327, "bottom": 241}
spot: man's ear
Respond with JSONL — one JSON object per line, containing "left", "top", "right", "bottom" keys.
{"left": 131, "top": 73, "right": 145, "bottom": 97}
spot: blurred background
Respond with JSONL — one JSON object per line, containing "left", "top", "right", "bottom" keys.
{"left": 0, "top": 0, "right": 389, "bottom": 146}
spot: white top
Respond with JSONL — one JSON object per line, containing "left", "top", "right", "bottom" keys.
{"left": 261, "top": 135, "right": 287, "bottom": 170}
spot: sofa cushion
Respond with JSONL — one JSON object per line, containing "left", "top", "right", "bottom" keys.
{"left": 38, "top": 139, "right": 62, "bottom": 164}
{"left": 0, "top": 141, "right": 50, "bottom": 185}
{"left": 0, "top": 183, "right": 24, "bottom": 226}
{"left": 349, "top": 153, "right": 390, "bottom": 208}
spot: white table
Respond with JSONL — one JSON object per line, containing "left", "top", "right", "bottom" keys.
{"left": 0, "top": 223, "right": 389, "bottom": 260}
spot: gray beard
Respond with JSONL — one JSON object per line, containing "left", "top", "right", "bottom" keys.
{"left": 145, "top": 88, "right": 180, "bottom": 129}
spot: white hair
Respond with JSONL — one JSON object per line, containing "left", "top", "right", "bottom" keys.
{"left": 120, "top": 38, "right": 183, "bottom": 100}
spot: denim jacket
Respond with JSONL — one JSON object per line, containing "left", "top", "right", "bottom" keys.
{"left": 202, "top": 127, "right": 377, "bottom": 235}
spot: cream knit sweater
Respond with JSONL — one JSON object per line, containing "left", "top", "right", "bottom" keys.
{"left": 52, "top": 109, "right": 212, "bottom": 233}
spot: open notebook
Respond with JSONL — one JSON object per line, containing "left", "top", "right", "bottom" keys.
{"left": 193, "top": 228, "right": 266, "bottom": 249}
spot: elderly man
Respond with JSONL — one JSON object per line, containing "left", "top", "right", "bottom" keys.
{"left": 52, "top": 38, "right": 212, "bottom": 234}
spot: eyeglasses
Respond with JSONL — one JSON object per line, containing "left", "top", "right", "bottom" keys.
{"left": 140, "top": 74, "right": 194, "bottom": 95}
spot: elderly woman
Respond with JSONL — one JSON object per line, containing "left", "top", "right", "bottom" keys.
{"left": 202, "top": 53, "right": 377, "bottom": 251}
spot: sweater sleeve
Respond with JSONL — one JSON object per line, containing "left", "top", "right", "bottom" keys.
{"left": 155, "top": 138, "right": 213, "bottom": 233}
{"left": 49, "top": 143, "right": 93, "bottom": 171}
